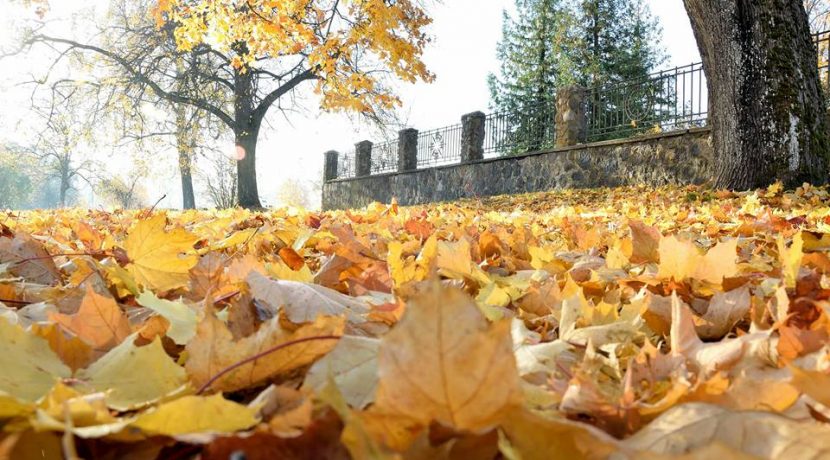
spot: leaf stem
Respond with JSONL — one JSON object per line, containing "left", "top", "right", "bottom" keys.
{"left": 195, "top": 334, "right": 343, "bottom": 395}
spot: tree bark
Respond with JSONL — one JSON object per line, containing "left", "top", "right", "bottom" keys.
{"left": 684, "top": 0, "right": 830, "bottom": 189}
{"left": 175, "top": 109, "right": 197, "bottom": 210}
{"left": 178, "top": 146, "right": 196, "bottom": 210}
{"left": 234, "top": 68, "right": 263, "bottom": 209}
{"left": 235, "top": 127, "right": 261, "bottom": 209}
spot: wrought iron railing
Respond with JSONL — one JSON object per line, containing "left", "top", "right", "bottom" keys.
{"left": 329, "top": 30, "right": 830, "bottom": 181}
{"left": 371, "top": 140, "right": 398, "bottom": 174}
{"left": 484, "top": 99, "right": 556, "bottom": 158}
{"left": 816, "top": 31, "right": 830, "bottom": 92}
{"left": 586, "top": 62, "right": 708, "bottom": 141}
{"left": 336, "top": 151, "right": 355, "bottom": 179}
{"left": 416, "top": 124, "right": 463, "bottom": 167}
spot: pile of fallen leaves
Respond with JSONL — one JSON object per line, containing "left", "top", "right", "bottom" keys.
{"left": 2, "top": 183, "right": 830, "bottom": 459}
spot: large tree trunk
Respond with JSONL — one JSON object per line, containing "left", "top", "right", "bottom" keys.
{"left": 178, "top": 147, "right": 196, "bottom": 210}
{"left": 175, "top": 109, "right": 196, "bottom": 210}
{"left": 233, "top": 68, "right": 263, "bottom": 209}
{"left": 235, "top": 127, "right": 261, "bottom": 209}
{"left": 684, "top": 0, "right": 830, "bottom": 189}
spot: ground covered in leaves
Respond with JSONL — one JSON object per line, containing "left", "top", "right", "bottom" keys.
{"left": 3, "top": 184, "right": 830, "bottom": 459}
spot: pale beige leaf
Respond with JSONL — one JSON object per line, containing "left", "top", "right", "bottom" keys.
{"left": 623, "top": 403, "right": 830, "bottom": 459}
{"left": 246, "top": 271, "right": 370, "bottom": 324}
{"left": 303, "top": 335, "right": 379, "bottom": 409}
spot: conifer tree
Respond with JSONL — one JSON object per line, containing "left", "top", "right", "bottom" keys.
{"left": 489, "top": 0, "right": 665, "bottom": 148}
{"left": 487, "top": 0, "right": 575, "bottom": 153}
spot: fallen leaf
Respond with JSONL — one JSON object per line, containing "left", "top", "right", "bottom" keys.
{"left": 136, "top": 291, "right": 198, "bottom": 345}
{"left": 185, "top": 311, "right": 344, "bottom": 393}
{"left": 124, "top": 214, "right": 198, "bottom": 291}
{"left": 50, "top": 285, "right": 131, "bottom": 351}
{"left": 77, "top": 335, "right": 188, "bottom": 411}
{"left": 0, "top": 316, "right": 70, "bottom": 403}
{"left": 374, "top": 283, "right": 521, "bottom": 432}
{"left": 131, "top": 394, "right": 259, "bottom": 436}
{"left": 303, "top": 335, "right": 379, "bottom": 410}
{"left": 246, "top": 271, "right": 370, "bottom": 324}
{"left": 623, "top": 403, "right": 830, "bottom": 459}
{"left": 0, "top": 233, "right": 61, "bottom": 285}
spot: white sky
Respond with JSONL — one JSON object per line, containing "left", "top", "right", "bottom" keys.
{"left": 0, "top": 0, "right": 700, "bottom": 209}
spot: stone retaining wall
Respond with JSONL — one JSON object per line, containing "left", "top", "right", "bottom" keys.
{"left": 322, "top": 128, "right": 713, "bottom": 210}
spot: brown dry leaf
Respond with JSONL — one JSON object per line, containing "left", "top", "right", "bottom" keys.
{"left": 30, "top": 323, "right": 94, "bottom": 372}
{"left": 49, "top": 285, "right": 131, "bottom": 351}
{"left": 374, "top": 283, "right": 521, "bottom": 432}
{"left": 250, "top": 385, "right": 313, "bottom": 438}
{"left": 498, "top": 406, "right": 618, "bottom": 460}
{"left": 622, "top": 403, "right": 830, "bottom": 459}
{"left": 694, "top": 285, "right": 751, "bottom": 340}
{"left": 185, "top": 310, "right": 344, "bottom": 393}
{"left": 629, "top": 220, "right": 661, "bottom": 264}
{"left": 0, "top": 233, "right": 61, "bottom": 285}
{"left": 189, "top": 253, "right": 232, "bottom": 300}
{"left": 670, "top": 292, "right": 747, "bottom": 375}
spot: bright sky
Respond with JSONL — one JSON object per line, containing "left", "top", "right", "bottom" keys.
{"left": 0, "top": 0, "right": 700, "bottom": 209}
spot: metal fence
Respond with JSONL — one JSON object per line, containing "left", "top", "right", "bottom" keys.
{"left": 416, "top": 124, "right": 464, "bottom": 167}
{"left": 586, "top": 62, "right": 707, "bottom": 141}
{"left": 370, "top": 140, "right": 398, "bottom": 175}
{"left": 332, "top": 30, "right": 830, "bottom": 180}
{"left": 817, "top": 30, "right": 830, "bottom": 91}
{"left": 484, "top": 99, "right": 556, "bottom": 158}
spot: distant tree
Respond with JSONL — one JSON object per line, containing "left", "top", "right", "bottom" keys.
{"left": 0, "top": 146, "right": 33, "bottom": 209}
{"left": 25, "top": 88, "right": 99, "bottom": 208}
{"left": 22, "top": 0, "right": 435, "bottom": 208}
{"left": 201, "top": 153, "right": 238, "bottom": 209}
{"left": 275, "top": 178, "right": 312, "bottom": 209}
{"left": 806, "top": 0, "right": 830, "bottom": 32}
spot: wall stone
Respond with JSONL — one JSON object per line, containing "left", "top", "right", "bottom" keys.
{"left": 555, "top": 86, "right": 587, "bottom": 147}
{"left": 460, "top": 111, "right": 486, "bottom": 162}
{"left": 398, "top": 128, "right": 419, "bottom": 172}
{"left": 322, "top": 128, "right": 713, "bottom": 210}
{"left": 355, "top": 141, "right": 372, "bottom": 177}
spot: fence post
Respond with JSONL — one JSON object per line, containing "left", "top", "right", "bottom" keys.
{"left": 555, "top": 85, "right": 588, "bottom": 147}
{"left": 460, "top": 111, "right": 486, "bottom": 163}
{"left": 355, "top": 140, "right": 373, "bottom": 177}
{"left": 397, "top": 128, "right": 419, "bottom": 172}
{"left": 323, "top": 150, "right": 339, "bottom": 181}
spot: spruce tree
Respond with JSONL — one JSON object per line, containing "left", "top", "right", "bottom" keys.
{"left": 489, "top": 0, "right": 665, "bottom": 148}
{"left": 487, "top": 0, "right": 574, "bottom": 153}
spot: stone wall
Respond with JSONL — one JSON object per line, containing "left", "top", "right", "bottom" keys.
{"left": 322, "top": 128, "right": 713, "bottom": 210}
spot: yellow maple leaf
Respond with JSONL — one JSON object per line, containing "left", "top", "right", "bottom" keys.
{"left": 124, "top": 214, "right": 198, "bottom": 292}
{"left": 131, "top": 394, "right": 259, "bottom": 436}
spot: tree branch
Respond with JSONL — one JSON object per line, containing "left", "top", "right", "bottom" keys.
{"left": 252, "top": 68, "right": 317, "bottom": 123}
{"left": 29, "top": 34, "right": 237, "bottom": 129}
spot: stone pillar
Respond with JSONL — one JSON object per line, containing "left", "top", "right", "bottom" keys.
{"left": 323, "top": 150, "right": 339, "bottom": 181}
{"left": 460, "top": 111, "right": 486, "bottom": 163}
{"left": 397, "top": 128, "right": 419, "bottom": 172}
{"left": 355, "top": 140, "right": 372, "bottom": 177}
{"left": 555, "top": 85, "right": 588, "bottom": 147}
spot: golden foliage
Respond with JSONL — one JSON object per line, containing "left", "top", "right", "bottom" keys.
{"left": 2, "top": 184, "right": 830, "bottom": 456}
